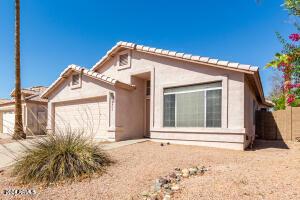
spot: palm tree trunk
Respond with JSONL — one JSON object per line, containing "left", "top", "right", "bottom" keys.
{"left": 13, "top": 0, "right": 25, "bottom": 139}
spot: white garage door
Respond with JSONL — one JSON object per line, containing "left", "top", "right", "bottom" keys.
{"left": 54, "top": 97, "right": 108, "bottom": 138}
{"left": 3, "top": 111, "right": 15, "bottom": 134}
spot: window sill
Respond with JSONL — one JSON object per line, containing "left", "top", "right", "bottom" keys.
{"left": 117, "top": 65, "right": 131, "bottom": 71}
{"left": 151, "top": 127, "right": 246, "bottom": 134}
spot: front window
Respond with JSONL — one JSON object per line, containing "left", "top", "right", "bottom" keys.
{"left": 163, "top": 82, "right": 222, "bottom": 128}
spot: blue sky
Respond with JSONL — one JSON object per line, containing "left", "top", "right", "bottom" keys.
{"left": 0, "top": 0, "right": 297, "bottom": 98}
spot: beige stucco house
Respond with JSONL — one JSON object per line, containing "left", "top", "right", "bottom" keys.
{"left": 41, "top": 41, "right": 271, "bottom": 150}
{"left": 0, "top": 86, "right": 48, "bottom": 136}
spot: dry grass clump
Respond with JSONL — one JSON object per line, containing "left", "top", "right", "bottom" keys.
{"left": 13, "top": 130, "right": 112, "bottom": 185}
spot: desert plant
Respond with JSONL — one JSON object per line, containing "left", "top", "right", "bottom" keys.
{"left": 13, "top": 130, "right": 113, "bottom": 185}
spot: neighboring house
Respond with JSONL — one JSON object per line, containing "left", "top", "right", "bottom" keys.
{"left": 0, "top": 99, "right": 10, "bottom": 104}
{"left": 41, "top": 41, "right": 272, "bottom": 150}
{"left": 0, "top": 86, "right": 48, "bottom": 136}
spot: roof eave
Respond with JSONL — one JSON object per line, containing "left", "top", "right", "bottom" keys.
{"left": 41, "top": 64, "right": 135, "bottom": 99}
{"left": 252, "top": 71, "right": 273, "bottom": 107}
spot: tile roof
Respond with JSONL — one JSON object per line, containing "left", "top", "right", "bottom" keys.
{"left": 0, "top": 86, "right": 48, "bottom": 106}
{"left": 90, "top": 41, "right": 272, "bottom": 107}
{"left": 0, "top": 99, "right": 10, "bottom": 104}
{"left": 10, "top": 86, "right": 48, "bottom": 97}
{"left": 91, "top": 41, "right": 259, "bottom": 72}
{"left": 41, "top": 64, "right": 135, "bottom": 98}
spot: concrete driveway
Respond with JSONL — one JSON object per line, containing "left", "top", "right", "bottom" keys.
{"left": 0, "top": 140, "right": 34, "bottom": 169}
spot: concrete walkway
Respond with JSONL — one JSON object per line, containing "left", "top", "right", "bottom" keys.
{"left": 100, "top": 139, "right": 148, "bottom": 150}
{"left": 0, "top": 138, "right": 148, "bottom": 169}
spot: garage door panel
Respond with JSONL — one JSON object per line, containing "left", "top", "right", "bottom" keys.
{"left": 3, "top": 111, "right": 15, "bottom": 134}
{"left": 54, "top": 98, "right": 108, "bottom": 137}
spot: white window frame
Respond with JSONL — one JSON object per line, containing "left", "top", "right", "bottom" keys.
{"left": 163, "top": 83, "right": 222, "bottom": 128}
{"left": 117, "top": 49, "right": 131, "bottom": 70}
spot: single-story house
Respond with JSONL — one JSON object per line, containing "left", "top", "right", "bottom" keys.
{"left": 0, "top": 86, "right": 48, "bottom": 136}
{"left": 41, "top": 41, "right": 272, "bottom": 150}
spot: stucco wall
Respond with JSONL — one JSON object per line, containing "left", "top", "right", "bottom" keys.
{"left": 115, "top": 78, "right": 145, "bottom": 141}
{"left": 0, "top": 102, "right": 46, "bottom": 135}
{"left": 244, "top": 77, "right": 268, "bottom": 148}
{"left": 47, "top": 73, "right": 115, "bottom": 138}
{"left": 95, "top": 50, "right": 246, "bottom": 149}
{"left": 97, "top": 50, "right": 245, "bottom": 129}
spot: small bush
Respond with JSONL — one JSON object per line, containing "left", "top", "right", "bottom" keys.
{"left": 13, "top": 130, "right": 113, "bottom": 185}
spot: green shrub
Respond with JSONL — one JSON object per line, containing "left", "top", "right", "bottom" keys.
{"left": 13, "top": 130, "right": 113, "bottom": 185}
{"left": 272, "top": 95, "right": 286, "bottom": 110}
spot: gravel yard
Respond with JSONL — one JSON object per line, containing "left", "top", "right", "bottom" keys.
{"left": 0, "top": 140, "right": 300, "bottom": 200}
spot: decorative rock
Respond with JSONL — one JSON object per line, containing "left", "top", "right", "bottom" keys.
{"left": 182, "top": 168, "right": 189, "bottom": 175}
{"left": 163, "top": 183, "right": 171, "bottom": 189}
{"left": 182, "top": 173, "right": 189, "bottom": 178}
{"left": 174, "top": 167, "right": 181, "bottom": 171}
{"left": 182, "top": 168, "right": 189, "bottom": 178}
{"left": 171, "top": 184, "right": 180, "bottom": 191}
{"left": 141, "top": 191, "right": 150, "bottom": 197}
{"left": 189, "top": 167, "right": 198, "bottom": 175}
{"left": 150, "top": 193, "right": 158, "bottom": 200}
{"left": 175, "top": 171, "right": 182, "bottom": 177}
{"left": 163, "top": 194, "right": 171, "bottom": 200}
{"left": 145, "top": 165, "right": 207, "bottom": 200}
{"left": 197, "top": 166, "right": 208, "bottom": 174}
{"left": 154, "top": 180, "right": 162, "bottom": 191}
{"left": 159, "top": 177, "right": 169, "bottom": 185}
{"left": 164, "top": 189, "right": 173, "bottom": 195}
{"left": 176, "top": 176, "right": 181, "bottom": 182}
{"left": 169, "top": 172, "right": 177, "bottom": 179}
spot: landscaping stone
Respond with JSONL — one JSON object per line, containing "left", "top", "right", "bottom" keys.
{"left": 164, "top": 189, "right": 173, "bottom": 195}
{"left": 169, "top": 172, "right": 177, "bottom": 179}
{"left": 150, "top": 193, "right": 158, "bottom": 200}
{"left": 144, "top": 165, "right": 207, "bottom": 200}
{"left": 181, "top": 168, "right": 189, "bottom": 177}
{"left": 159, "top": 177, "right": 169, "bottom": 184}
{"left": 182, "top": 174, "right": 189, "bottom": 178}
{"left": 153, "top": 180, "right": 162, "bottom": 192}
{"left": 171, "top": 184, "right": 180, "bottom": 191}
{"left": 162, "top": 184, "right": 169, "bottom": 189}
{"left": 163, "top": 194, "right": 171, "bottom": 200}
{"left": 141, "top": 191, "right": 150, "bottom": 197}
{"left": 197, "top": 166, "right": 208, "bottom": 175}
{"left": 181, "top": 168, "right": 189, "bottom": 174}
{"left": 189, "top": 167, "right": 198, "bottom": 175}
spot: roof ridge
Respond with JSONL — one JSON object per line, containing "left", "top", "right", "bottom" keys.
{"left": 41, "top": 64, "right": 135, "bottom": 98}
{"left": 91, "top": 41, "right": 259, "bottom": 72}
